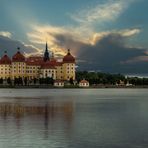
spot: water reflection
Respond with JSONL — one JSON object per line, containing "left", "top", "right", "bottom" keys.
{"left": 0, "top": 101, "right": 74, "bottom": 118}
{"left": 1, "top": 89, "right": 148, "bottom": 148}
{"left": 0, "top": 101, "right": 74, "bottom": 140}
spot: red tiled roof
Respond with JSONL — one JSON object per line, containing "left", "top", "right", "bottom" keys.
{"left": 54, "top": 80, "right": 64, "bottom": 83}
{"left": 41, "top": 61, "right": 56, "bottom": 69}
{"left": 26, "top": 56, "right": 43, "bottom": 66}
{"left": 0, "top": 54, "right": 11, "bottom": 65}
{"left": 63, "top": 50, "right": 75, "bottom": 63}
{"left": 12, "top": 51, "right": 25, "bottom": 62}
{"left": 55, "top": 61, "right": 63, "bottom": 66}
{"left": 79, "top": 80, "right": 89, "bottom": 84}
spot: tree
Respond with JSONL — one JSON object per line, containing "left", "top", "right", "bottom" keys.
{"left": 24, "top": 77, "right": 28, "bottom": 86}
{"left": 0, "top": 78, "right": 3, "bottom": 84}
{"left": 69, "top": 77, "right": 74, "bottom": 85}
{"left": 7, "top": 77, "right": 12, "bottom": 85}
{"left": 18, "top": 77, "right": 23, "bottom": 85}
{"left": 33, "top": 78, "right": 37, "bottom": 85}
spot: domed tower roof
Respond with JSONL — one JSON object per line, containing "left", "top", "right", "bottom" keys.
{"left": 12, "top": 48, "right": 25, "bottom": 62}
{"left": 0, "top": 51, "right": 11, "bottom": 65}
{"left": 63, "top": 49, "right": 75, "bottom": 63}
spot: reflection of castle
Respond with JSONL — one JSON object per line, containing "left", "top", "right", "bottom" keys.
{"left": 0, "top": 43, "right": 75, "bottom": 81}
{"left": 0, "top": 101, "right": 74, "bottom": 138}
{"left": 0, "top": 102, "right": 74, "bottom": 121}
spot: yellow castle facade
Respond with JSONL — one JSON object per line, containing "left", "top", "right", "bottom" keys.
{"left": 0, "top": 43, "right": 75, "bottom": 81}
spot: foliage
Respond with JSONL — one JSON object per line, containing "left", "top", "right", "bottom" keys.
{"left": 76, "top": 71, "right": 148, "bottom": 86}
{"left": 69, "top": 77, "right": 74, "bottom": 85}
{"left": 0, "top": 78, "right": 3, "bottom": 84}
{"left": 76, "top": 71, "right": 126, "bottom": 85}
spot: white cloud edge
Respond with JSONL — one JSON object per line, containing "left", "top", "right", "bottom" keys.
{"left": 0, "top": 31, "right": 12, "bottom": 38}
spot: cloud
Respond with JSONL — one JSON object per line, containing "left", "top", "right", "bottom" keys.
{"left": 0, "top": 35, "right": 40, "bottom": 57}
{"left": 27, "top": 25, "right": 87, "bottom": 56}
{"left": 27, "top": 0, "right": 138, "bottom": 58}
{"left": 122, "top": 56, "right": 148, "bottom": 64}
{"left": 70, "top": 0, "right": 134, "bottom": 27}
{"left": 77, "top": 32, "right": 148, "bottom": 73}
{"left": 90, "top": 28, "right": 140, "bottom": 45}
{"left": 0, "top": 31, "right": 12, "bottom": 38}
{"left": 0, "top": 0, "right": 144, "bottom": 74}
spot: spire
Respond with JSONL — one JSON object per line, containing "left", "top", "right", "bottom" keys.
{"left": 45, "top": 42, "right": 48, "bottom": 52}
{"left": 43, "top": 42, "right": 50, "bottom": 62}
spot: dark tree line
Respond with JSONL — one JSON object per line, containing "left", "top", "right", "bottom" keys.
{"left": 76, "top": 71, "right": 148, "bottom": 86}
{"left": 0, "top": 77, "right": 54, "bottom": 86}
{"left": 39, "top": 77, "right": 54, "bottom": 85}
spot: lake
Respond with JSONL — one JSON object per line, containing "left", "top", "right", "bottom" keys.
{"left": 0, "top": 88, "right": 148, "bottom": 148}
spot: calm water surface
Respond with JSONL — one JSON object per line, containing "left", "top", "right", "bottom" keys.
{"left": 0, "top": 88, "right": 148, "bottom": 148}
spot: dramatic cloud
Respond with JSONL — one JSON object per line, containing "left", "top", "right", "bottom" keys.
{"left": 1, "top": 0, "right": 148, "bottom": 74}
{"left": 28, "top": 23, "right": 148, "bottom": 73}
{"left": 0, "top": 35, "right": 40, "bottom": 57}
{"left": 77, "top": 33, "right": 148, "bottom": 74}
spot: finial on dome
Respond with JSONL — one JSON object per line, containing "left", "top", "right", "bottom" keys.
{"left": 17, "top": 47, "right": 20, "bottom": 51}
{"left": 68, "top": 49, "right": 70, "bottom": 54}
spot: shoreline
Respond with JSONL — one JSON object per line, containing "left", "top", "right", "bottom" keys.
{"left": 0, "top": 85, "right": 148, "bottom": 89}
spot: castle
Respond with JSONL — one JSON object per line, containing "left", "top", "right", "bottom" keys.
{"left": 0, "top": 43, "right": 75, "bottom": 81}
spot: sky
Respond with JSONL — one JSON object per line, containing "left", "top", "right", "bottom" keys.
{"left": 0, "top": 0, "right": 148, "bottom": 75}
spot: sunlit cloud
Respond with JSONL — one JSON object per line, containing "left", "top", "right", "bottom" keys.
{"left": 70, "top": 0, "right": 134, "bottom": 27}
{"left": 27, "top": 0, "right": 138, "bottom": 58}
{"left": 0, "top": 31, "right": 12, "bottom": 38}
{"left": 122, "top": 56, "right": 148, "bottom": 64}
{"left": 27, "top": 25, "right": 88, "bottom": 56}
{"left": 25, "top": 0, "right": 147, "bottom": 73}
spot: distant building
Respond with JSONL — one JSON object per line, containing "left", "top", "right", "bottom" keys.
{"left": 126, "top": 81, "right": 133, "bottom": 86}
{"left": 54, "top": 80, "right": 65, "bottom": 87}
{"left": 0, "top": 43, "right": 76, "bottom": 81}
{"left": 79, "top": 79, "right": 89, "bottom": 87}
{"left": 116, "top": 80, "right": 125, "bottom": 86}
